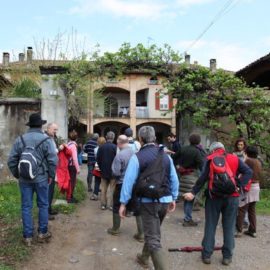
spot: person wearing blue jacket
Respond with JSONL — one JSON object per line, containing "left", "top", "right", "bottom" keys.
{"left": 8, "top": 113, "right": 58, "bottom": 246}
{"left": 119, "top": 126, "right": 179, "bottom": 270}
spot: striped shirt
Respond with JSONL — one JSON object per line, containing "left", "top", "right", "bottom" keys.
{"left": 84, "top": 139, "right": 97, "bottom": 163}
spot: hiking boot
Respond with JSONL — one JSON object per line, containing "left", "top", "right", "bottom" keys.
{"left": 49, "top": 209, "right": 58, "bottom": 215}
{"left": 107, "top": 213, "right": 121, "bottom": 236}
{"left": 234, "top": 231, "right": 242, "bottom": 238}
{"left": 23, "top": 237, "right": 33, "bottom": 247}
{"left": 137, "top": 245, "right": 150, "bottom": 269}
{"left": 222, "top": 257, "right": 232, "bottom": 266}
{"left": 202, "top": 257, "right": 211, "bottom": 264}
{"left": 183, "top": 220, "right": 198, "bottom": 227}
{"left": 37, "top": 231, "right": 52, "bottom": 243}
{"left": 244, "top": 230, "right": 257, "bottom": 238}
{"left": 101, "top": 205, "right": 106, "bottom": 210}
{"left": 151, "top": 249, "right": 168, "bottom": 270}
{"left": 134, "top": 215, "right": 144, "bottom": 243}
{"left": 90, "top": 194, "right": 98, "bottom": 201}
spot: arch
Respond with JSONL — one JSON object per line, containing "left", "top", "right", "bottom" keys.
{"left": 94, "top": 121, "right": 129, "bottom": 138}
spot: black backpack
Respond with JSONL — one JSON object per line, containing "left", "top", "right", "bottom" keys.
{"left": 18, "top": 135, "right": 50, "bottom": 180}
{"left": 135, "top": 149, "right": 169, "bottom": 200}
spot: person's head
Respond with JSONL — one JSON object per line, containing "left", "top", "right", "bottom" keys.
{"left": 124, "top": 128, "right": 133, "bottom": 138}
{"left": 245, "top": 145, "right": 258, "bottom": 158}
{"left": 138, "top": 126, "right": 156, "bottom": 145}
{"left": 106, "top": 131, "right": 115, "bottom": 142}
{"left": 68, "top": 130, "right": 78, "bottom": 141}
{"left": 209, "top": 142, "right": 225, "bottom": 153}
{"left": 26, "top": 113, "right": 47, "bottom": 128}
{"left": 117, "top": 135, "right": 129, "bottom": 149}
{"left": 97, "top": 136, "right": 106, "bottom": 146}
{"left": 92, "top": 133, "right": 99, "bottom": 140}
{"left": 46, "top": 123, "right": 58, "bottom": 137}
{"left": 189, "top": 133, "right": 201, "bottom": 146}
{"left": 167, "top": 133, "right": 176, "bottom": 143}
{"left": 234, "top": 138, "right": 247, "bottom": 152}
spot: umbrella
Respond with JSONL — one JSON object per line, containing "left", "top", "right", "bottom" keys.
{"left": 168, "top": 246, "right": 222, "bottom": 252}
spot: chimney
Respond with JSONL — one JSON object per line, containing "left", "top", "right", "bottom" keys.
{"left": 2, "top": 52, "right": 10, "bottom": 67}
{"left": 27, "top": 47, "right": 33, "bottom": 64}
{"left": 185, "top": 54, "right": 190, "bottom": 65}
{"left": 210, "top": 59, "right": 217, "bottom": 72}
{"left": 19, "top": 53, "right": 25, "bottom": 63}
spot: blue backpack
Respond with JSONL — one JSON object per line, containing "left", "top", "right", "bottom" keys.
{"left": 18, "top": 135, "right": 50, "bottom": 180}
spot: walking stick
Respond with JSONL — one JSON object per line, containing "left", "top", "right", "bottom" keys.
{"left": 168, "top": 246, "right": 222, "bottom": 252}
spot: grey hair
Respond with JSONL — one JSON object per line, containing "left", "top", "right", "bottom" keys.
{"left": 92, "top": 133, "right": 99, "bottom": 140}
{"left": 209, "top": 142, "right": 225, "bottom": 153}
{"left": 47, "top": 123, "right": 57, "bottom": 130}
{"left": 138, "top": 126, "right": 156, "bottom": 144}
{"left": 106, "top": 131, "right": 115, "bottom": 142}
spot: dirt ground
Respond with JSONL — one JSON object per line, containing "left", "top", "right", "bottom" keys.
{"left": 21, "top": 164, "right": 270, "bottom": 270}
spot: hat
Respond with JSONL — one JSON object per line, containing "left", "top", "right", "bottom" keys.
{"left": 124, "top": 127, "right": 133, "bottom": 137}
{"left": 209, "top": 142, "right": 225, "bottom": 153}
{"left": 26, "top": 113, "right": 47, "bottom": 127}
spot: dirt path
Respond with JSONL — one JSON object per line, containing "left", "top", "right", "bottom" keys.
{"left": 21, "top": 165, "right": 270, "bottom": 270}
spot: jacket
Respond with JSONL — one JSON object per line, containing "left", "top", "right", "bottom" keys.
{"left": 8, "top": 128, "right": 58, "bottom": 183}
{"left": 57, "top": 145, "right": 72, "bottom": 192}
{"left": 97, "top": 142, "right": 117, "bottom": 180}
{"left": 84, "top": 139, "right": 98, "bottom": 163}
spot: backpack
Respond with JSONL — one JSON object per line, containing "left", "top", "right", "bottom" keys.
{"left": 135, "top": 149, "right": 169, "bottom": 200}
{"left": 129, "top": 140, "right": 139, "bottom": 153}
{"left": 18, "top": 135, "right": 50, "bottom": 180}
{"left": 208, "top": 153, "right": 237, "bottom": 197}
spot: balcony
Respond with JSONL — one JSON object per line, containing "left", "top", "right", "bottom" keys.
{"left": 136, "top": 106, "right": 149, "bottom": 118}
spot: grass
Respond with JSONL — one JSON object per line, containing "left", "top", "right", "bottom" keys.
{"left": 256, "top": 189, "right": 270, "bottom": 215}
{"left": 0, "top": 179, "right": 86, "bottom": 269}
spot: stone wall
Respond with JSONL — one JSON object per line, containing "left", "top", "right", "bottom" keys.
{"left": 0, "top": 98, "right": 40, "bottom": 182}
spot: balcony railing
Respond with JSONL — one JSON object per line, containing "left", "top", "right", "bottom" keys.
{"left": 136, "top": 106, "right": 149, "bottom": 118}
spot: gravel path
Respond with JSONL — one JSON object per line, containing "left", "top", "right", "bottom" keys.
{"left": 21, "top": 165, "right": 270, "bottom": 270}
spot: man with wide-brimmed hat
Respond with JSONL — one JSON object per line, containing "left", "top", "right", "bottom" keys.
{"left": 8, "top": 113, "right": 58, "bottom": 246}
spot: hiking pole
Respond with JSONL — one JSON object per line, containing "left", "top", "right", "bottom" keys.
{"left": 168, "top": 246, "right": 222, "bottom": 252}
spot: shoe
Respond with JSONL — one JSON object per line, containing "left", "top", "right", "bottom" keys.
{"left": 234, "top": 231, "right": 242, "bottom": 238}
{"left": 134, "top": 216, "right": 144, "bottom": 242}
{"left": 136, "top": 245, "right": 150, "bottom": 269}
{"left": 133, "top": 233, "right": 144, "bottom": 243}
{"left": 243, "top": 221, "right": 249, "bottom": 229}
{"left": 23, "top": 237, "right": 33, "bottom": 247}
{"left": 107, "top": 214, "right": 121, "bottom": 235}
{"left": 109, "top": 206, "right": 113, "bottom": 211}
{"left": 222, "top": 258, "right": 232, "bottom": 266}
{"left": 49, "top": 215, "right": 55, "bottom": 221}
{"left": 183, "top": 220, "right": 198, "bottom": 227}
{"left": 202, "top": 257, "right": 211, "bottom": 264}
{"left": 90, "top": 194, "right": 98, "bottom": 201}
{"left": 151, "top": 249, "right": 168, "bottom": 270}
{"left": 101, "top": 205, "right": 106, "bottom": 210}
{"left": 37, "top": 231, "right": 52, "bottom": 243}
{"left": 68, "top": 198, "right": 79, "bottom": 204}
{"left": 49, "top": 209, "right": 58, "bottom": 215}
{"left": 244, "top": 230, "right": 257, "bottom": 238}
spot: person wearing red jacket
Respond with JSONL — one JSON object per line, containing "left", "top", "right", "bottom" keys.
{"left": 56, "top": 144, "right": 72, "bottom": 201}
{"left": 184, "top": 142, "right": 252, "bottom": 266}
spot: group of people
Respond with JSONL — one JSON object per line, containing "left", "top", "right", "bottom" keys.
{"left": 7, "top": 112, "right": 263, "bottom": 270}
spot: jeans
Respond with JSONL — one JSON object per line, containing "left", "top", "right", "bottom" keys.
{"left": 202, "top": 196, "right": 239, "bottom": 259}
{"left": 19, "top": 180, "right": 49, "bottom": 238}
{"left": 184, "top": 200, "right": 194, "bottom": 221}
{"left": 48, "top": 179, "right": 55, "bottom": 214}
{"left": 140, "top": 203, "right": 168, "bottom": 252}
{"left": 93, "top": 176, "right": 101, "bottom": 196}
{"left": 87, "top": 162, "right": 95, "bottom": 191}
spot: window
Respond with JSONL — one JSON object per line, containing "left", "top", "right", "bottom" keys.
{"left": 159, "top": 94, "right": 169, "bottom": 110}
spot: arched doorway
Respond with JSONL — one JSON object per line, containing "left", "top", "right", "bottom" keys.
{"left": 94, "top": 121, "right": 129, "bottom": 139}
{"left": 136, "top": 122, "right": 171, "bottom": 145}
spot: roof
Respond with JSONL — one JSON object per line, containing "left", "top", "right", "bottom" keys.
{"left": 236, "top": 52, "right": 270, "bottom": 76}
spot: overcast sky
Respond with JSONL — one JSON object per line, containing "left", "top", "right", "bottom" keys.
{"left": 1, "top": 0, "right": 269, "bottom": 71}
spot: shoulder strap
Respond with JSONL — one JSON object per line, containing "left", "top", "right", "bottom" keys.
{"left": 35, "top": 136, "right": 50, "bottom": 149}
{"left": 20, "top": 135, "right": 26, "bottom": 148}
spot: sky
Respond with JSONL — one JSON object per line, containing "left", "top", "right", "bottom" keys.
{"left": 0, "top": 0, "right": 269, "bottom": 71}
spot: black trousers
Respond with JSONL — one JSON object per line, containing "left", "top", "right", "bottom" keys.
{"left": 48, "top": 179, "right": 55, "bottom": 213}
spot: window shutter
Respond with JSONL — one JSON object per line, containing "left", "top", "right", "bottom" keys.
{"left": 155, "top": 92, "right": 160, "bottom": 110}
{"left": 169, "top": 95, "right": 173, "bottom": 110}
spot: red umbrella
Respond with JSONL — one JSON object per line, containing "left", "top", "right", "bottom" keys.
{"left": 168, "top": 246, "right": 222, "bottom": 252}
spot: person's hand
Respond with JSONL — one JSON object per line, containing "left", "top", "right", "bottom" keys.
{"left": 59, "top": 144, "right": 64, "bottom": 151}
{"left": 183, "top": 192, "right": 195, "bottom": 201}
{"left": 167, "top": 201, "right": 176, "bottom": 213}
{"left": 48, "top": 178, "right": 52, "bottom": 185}
{"left": 119, "top": 204, "right": 126, "bottom": 219}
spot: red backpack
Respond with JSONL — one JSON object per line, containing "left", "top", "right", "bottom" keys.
{"left": 208, "top": 153, "right": 237, "bottom": 197}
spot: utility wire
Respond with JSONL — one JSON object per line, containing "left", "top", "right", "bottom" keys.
{"left": 183, "top": 0, "right": 240, "bottom": 54}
